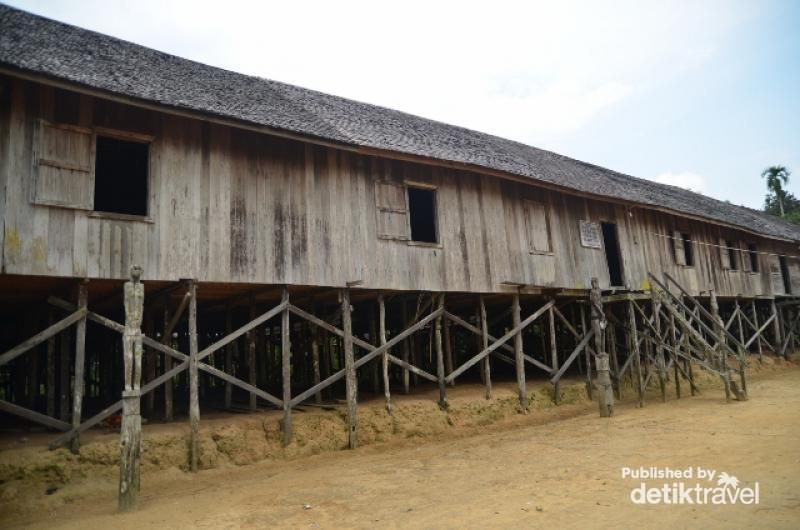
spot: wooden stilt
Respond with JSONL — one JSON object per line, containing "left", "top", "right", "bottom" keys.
{"left": 750, "top": 300, "right": 763, "bottom": 361}
{"left": 401, "top": 300, "right": 410, "bottom": 394}
{"left": 27, "top": 315, "right": 39, "bottom": 412}
{"left": 163, "top": 305, "right": 173, "bottom": 422}
{"left": 512, "top": 293, "right": 528, "bottom": 410}
{"left": 771, "top": 299, "right": 782, "bottom": 356}
{"left": 628, "top": 299, "right": 644, "bottom": 407}
{"left": 669, "top": 312, "right": 680, "bottom": 399}
{"left": 144, "top": 313, "right": 155, "bottom": 416}
{"left": 341, "top": 289, "right": 357, "bottom": 449}
{"left": 369, "top": 306, "right": 380, "bottom": 394}
{"left": 224, "top": 304, "right": 234, "bottom": 409}
{"left": 579, "top": 305, "right": 592, "bottom": 399}
{"left": 435, "top": 295, "right": 447, "bottom": 409}
{"left": 70, "top": 280, "right": 88, "bottom": 454}
{"left": 548, "top": 303, "right": 559, "bottom": 405}
{"left": 735, "top": 300, "right": 748, "bottom": 396}
{"left": 710, "top": 289, "right": 732, "bottom": 402}
{"left": 480, "top": 295, "right": 491, "bottom": 400}
{"left": 248, "top": 293, "right": 257, "bottom": 411}
{"left": 608, "top": 319, "right": 621, "bottom": 399}
{"left": 59, "top": 329, "right": 70, "bottom": 421}
{"left": 378, "top": 294, "right": 392, "bottom": 414}
{"left": 188, "top": 280, "right": 200, "bottom": 472}
{"left": 444, "top": 316, "right": 454, "bottom": 387}
{"left": 650, "top": 287, "right": 667, "bottom": 402}
{"left": 46, "top": 310, "right": 56, "bottom": 419}
{"left": 281, "top": 288, "right": 292, "bottom": 446}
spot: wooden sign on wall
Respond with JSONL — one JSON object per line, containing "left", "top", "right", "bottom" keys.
{"left": 579, "top": 220, "right": 602, "bottom": 249}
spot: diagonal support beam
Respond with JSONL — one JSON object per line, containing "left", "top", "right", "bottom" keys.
{"left": 0, "top": 399, "right": 71, "bottom": 431}
{"left": 550, "top": 329, "right": 594, "bottom": 384}
{"left": 445, "top": 300, "right": 554, "bottom": 384}
{"left": 0, "top": 308, "right": 87, "bottom": 367}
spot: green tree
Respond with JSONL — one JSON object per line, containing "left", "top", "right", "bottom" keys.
{"left": 762, "top": 165, "right": 791, "bottom": 217}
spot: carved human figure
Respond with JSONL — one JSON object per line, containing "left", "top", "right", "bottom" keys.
{"left": 123, "top": 265, "right": 145, "bottom": 391}
{"left": 590, "top": 277, "right": 606, "bottom": 355}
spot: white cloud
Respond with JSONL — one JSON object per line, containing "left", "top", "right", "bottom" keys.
{"left": 652, "top": 171, "right": 709, "bottom": 194}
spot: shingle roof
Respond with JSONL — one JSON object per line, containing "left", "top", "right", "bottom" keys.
{"left": 1, "top": 4, "right": 798, "bottom": 241}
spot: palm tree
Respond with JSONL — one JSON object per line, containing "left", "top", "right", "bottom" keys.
{"left": 762, "top": 165, "right": 791, "bottom": 217}
{"left": 717, "top": 471, "right": 739, "bottom": 490}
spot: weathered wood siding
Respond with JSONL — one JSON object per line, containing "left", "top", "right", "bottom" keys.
{"left": 1, "top": 77, "right": 798, "bottom": 297}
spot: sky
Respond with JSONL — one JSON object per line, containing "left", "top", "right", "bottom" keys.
{"left": 7, "top": 0, "right": 799, "bottom": 209}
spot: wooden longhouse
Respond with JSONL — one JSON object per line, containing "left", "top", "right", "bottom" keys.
{"left": 1, "top": 5, "right": 799, "bottom": 456}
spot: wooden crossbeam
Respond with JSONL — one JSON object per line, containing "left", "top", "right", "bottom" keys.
{"left": 0, "top": 399, "right": 71, "bottom": 431}
{"left": 550, "top": 329, "right": 594, "bottom": 384}
{"left": 0, "top": 308, "right": 86, "bottom": 367}
{"left": 744, "top": 314, "right": 775, "bottom": 350}
{"left": 443, "top": 311, "right": 553, "bottom": 374}
{"left": 445, "top": 300, "right": 554, "bottom": 384}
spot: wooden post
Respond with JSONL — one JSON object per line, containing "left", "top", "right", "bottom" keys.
{"left": 188, "top": 280, "right": 200, "bottom": 472}
{"left": 401, "top": 299, "right": 410, "bottom": 394}
{"left": 579, "top": 305, "right": 592, "bottom": 399}
{"left": 369, "top": 306, "right": 380, "bottom": 394}
{"left": 480, "top": 296, "right": 491, "bottom": 400}
{"left": 669, "top": 312, "right": 681, "bottom": 399}
{"left": 710, "top": 288, "right": 732, "bottom": 402}
{"left": 444, "top": 316, "right": 454, "bottom": 387}
{"left": 771, "top": 299, "right": 782, "bottom": 356}
{"left": 163, "top": 305, "right": 173, "bottom": 422}
{"left": 750, "top": 300, "right": 763, "bottom": 361}
{"left": 281, "top": 288, "right": 292, "bottom": 446}
{"left": 608, "top": 318, "right": 621, "bottom": 399}
{"left": 548, "top": 303, "right": 559, "bottom": 406}
{"left": 311, "top": 331, "right": 321, "bottom": 404}
{"left": 628, "top": 298, "right": 644, "bottom": 407}
{"left": 435, "top": 295, "right": 448, "bottom": 410}
{"left": 378, "top": 294, "right": 392, "bottom": 414}
{"left": 341, "top": 289, "right": 357, "bottom": 449}
{"left": 224, "top": 304, "right": 234, "bottom": 409}
{"left": 512, "top": 293, "right": 528, "bottom": 410}
{"left": 144, "top": 313, "right": 155, "bottom": 416}
{"left": 70, "top": 280, "right": 88, "bottom": 454}
{"left": 27, "top": 315, "right": 39, "bottom": 413}
{"left": 248, "top": 293, "right": 257, "bottom": 411}
{"left": 46, "top": 310, "right": 56, "bottom": 419}
{"left": 119, "top": 265, "right": 144, "bottom": 511}
{"left": 650, "top": 286, "right": 667, "bottom": 402}
{"left": 735, "top": 300, "right": 748, "bottom": 397}
{"left": 684, "top": 301, "right": 697, "bottom": 396}
{"left": 590, "top": 278, "right": 613, "bottom": 416}
{"left": 59, "top": 329, "right": 70, "bottom": 421}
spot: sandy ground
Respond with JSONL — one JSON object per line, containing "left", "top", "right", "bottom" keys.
{"left": 3, "top": 367, "right": 800, "bottom": 529}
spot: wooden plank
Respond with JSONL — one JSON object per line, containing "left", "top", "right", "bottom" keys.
{"left": 445, "top": 300, "right": 554, "bottom": 384}
{"left": 188, "top": 281, "right": 199, "bottom": 472}
{"left": 281, "top": 288, "right": 292, "bottom": 446}
{"left": 70, "top": 281, "right": 88, "bottom": 454}
{"left": 378, "top": 294, "right": 392, "bottom": 413}
{"left": 342, "top": 289, "right": 357, "bottom": 449}
{"left": 0, "top": 308, "right": 86, "bottom": 367}
{"left": 0, "top": 399, "right": 71, "bottom": 431}
{"left": 480, "top": 296, "right": 491, "bottom": 399}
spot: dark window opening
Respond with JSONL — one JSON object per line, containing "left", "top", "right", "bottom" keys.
{"left": 682, "top": 233, "right": 694, "bottom": 266}
{"left": 726, "top": 240, "right": 738, "bottom": 270}
{"left": 601, "top": 222, "right": 624, "bottom": 287}
{"left": 94, "top": 136, "right": 149, "bottom": 216}
{"left": 780, "top": 255, "right": 792, "bottom": 294}
{"left": 408, "top": 187, "right": 437, "bottom": 243}
{"left": 748, "top": 244, "right": 759, "bottom": 272}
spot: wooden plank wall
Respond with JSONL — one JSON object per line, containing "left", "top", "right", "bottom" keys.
{"left": 1, "top": 77, "right": 798, "bottom": 297}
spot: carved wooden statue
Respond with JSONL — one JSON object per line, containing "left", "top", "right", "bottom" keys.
{"left": 123, "top": 265, "right": 144, "bottom": 390}
{"left": 119, "top": 264, "right": 144, "bottom": 512}
{"left": 590, "top": 277, "right": 614, "bottom": 417}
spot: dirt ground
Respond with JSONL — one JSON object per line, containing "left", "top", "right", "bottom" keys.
{"left": 2, "top": 364, "right": 800, "bottom": 529}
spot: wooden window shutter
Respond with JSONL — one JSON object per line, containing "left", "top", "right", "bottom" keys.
{"left": 719, "top": 237, "right": 730, "bottom": 270}
{"left": 673, "top": 230, "right": 686, "bottom": 266}
{"left": 524, "top": 200, "right": 552, "bottom": 253}
{"left": 32, "top": 121, "right": 95, "bottom": 210}
{"left": 374, "top": 181, "right": 409, "bottom": 240}
{"left": 740, "top": 241, "right": 751, "bottom": 272}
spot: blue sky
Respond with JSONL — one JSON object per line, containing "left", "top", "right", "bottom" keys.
{"left": 7, "top": 0, "right": 799, "bottom": 209}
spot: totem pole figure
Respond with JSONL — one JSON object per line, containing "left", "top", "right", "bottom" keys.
{"left": 119, "top": 265, "right": 144, "bottom": 512}
{"left": 590, "top": 278, "right": 614, "bottom": 417}
{"left": 124, "top": 265, "right": 144, "bottom": 390}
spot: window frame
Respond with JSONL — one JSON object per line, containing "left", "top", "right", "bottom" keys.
{"left": 746, "top": 243, "right": 759, "bottom": 273}
{"left": 91, "top": 127, "right": 154, "bottom": 222}
{"left": 404, "top": 181, "right": 440, "bottom": 246}
{"left": 524, "top": 199, "right": 554, "bottom": 255}
{"left": 31, "top": 120, "right": 154, "bottom": 222}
